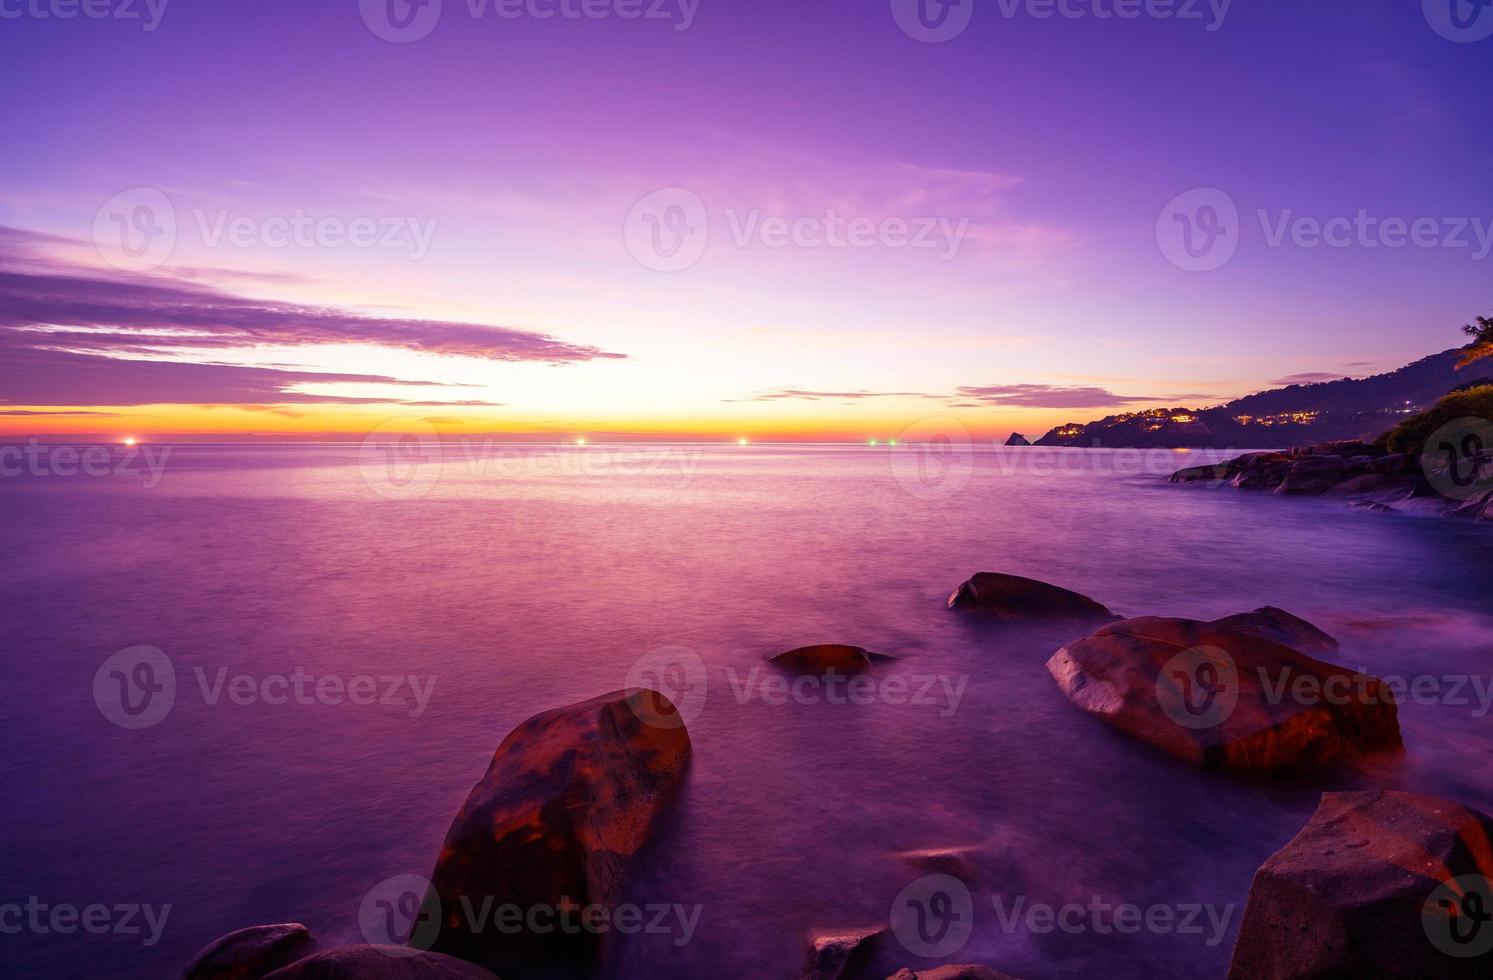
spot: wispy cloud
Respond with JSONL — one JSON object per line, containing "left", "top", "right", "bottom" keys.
{"left": 1268, "top": 372, "right": 1352, "bottom": 386}
{"left": 952, "top": 384, "right": 1213, "bottom": 409}
{"left": 0, "top": 226, "right": 624, "bottom": 407}
{"left": 725, "top": 389, "right": 938, "bottom": 402}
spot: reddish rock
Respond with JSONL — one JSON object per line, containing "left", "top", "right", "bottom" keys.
{"left": 892, "top": 846, "right": 982, "bottom": 884}
{"left": 182, "top": 923, "right": 314, "bottom": 979}
{"left": 1209, "top": 606, "right": 1338, "bottom": 655}
{"left": 1229, "top": 790, "right": 1493, "bottom": 979}
{"left": 424, "top": 689, "right": 691, "bottom": 975}
{"left": 887, "top": 967, "right": 1020, "bottom": 980}
{"left": 771, "top": 644, "right": 879, "bottom": 673}
{"left": 804, "top": 927, "right": 885, "bottom": 980}
{"left": 1046, "top": 615, "right": 1402, "bottom": 772}
{"left": 946, "top": 573, "right": 1116, "bottom": 622}
{"left": 262, "top": 946, "right": 498, "bottom": 979}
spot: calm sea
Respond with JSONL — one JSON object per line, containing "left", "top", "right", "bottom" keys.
{"left": 2, "top": 443, "right": 1491, "bottom": 978}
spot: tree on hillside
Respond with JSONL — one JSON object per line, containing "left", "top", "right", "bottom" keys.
{"left": 1460, "top": 314, "right": 1493, "bottom": 367}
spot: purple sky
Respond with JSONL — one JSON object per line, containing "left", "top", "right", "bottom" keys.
{"left": 1, "top": 0, "right": 1490, "bottom": 438}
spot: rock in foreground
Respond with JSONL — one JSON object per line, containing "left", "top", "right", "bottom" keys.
{"left": 803, "top": 927, "right": 885, "bottom": 980}
{"left": 262, "top": 946, "right": 499, "bottom": 979}
{"left": 425, "top": 689, "right": 691, "bottom": 975}
{"left": 182, "top": 923, "right": 314, "bottom": 979}
{"left": 888, "top": 967, "right": 1020, "bottom": 980}
{"left": 1047, "top": 614, "right": 1401, "bottom": 772}
{"left": 947, "top": 572, "right": 1116, "bottom": 622}
{"left": 1229, "top": 790, "right": 1493, "bottom": 978}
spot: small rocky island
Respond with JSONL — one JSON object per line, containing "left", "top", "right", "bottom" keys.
{"left": 1170, "top": 439, "right": 1492, "bottom": 521}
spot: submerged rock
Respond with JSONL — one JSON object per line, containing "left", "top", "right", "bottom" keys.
{"left": 1209, "top": 606, "right": 1338, "bottom": 655}
{"left": 182, "top": 923, "right": 314, "bottom": 979}
{"left": 803, "top": 927, "right": 885, "bottom": 980}
{"left": 1229, "top": 790, "right": 1493, "bottom": 979}
{"left": 888, "top": 967, "right": 1020, "bottom": 980}
{"left": 262, "top": 946, "right": 498, "bottom": 979}
{"left": 424, "top": 689, "right": 691, "bottom": 975}
{"left": 1046, "top": 614, "right": 1401, "bottom": 772}
{"left": 771, "top": 644, "right": 882, "bottom": 673}
{"left": 892, "top": 845, "right": 982, "bottom": 883}
{"left": 946, "top": 572, "right": 1116, "bottom": 622}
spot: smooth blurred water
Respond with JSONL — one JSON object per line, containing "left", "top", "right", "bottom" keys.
{"left": 2, "top": 443, "right": 1491, "bottom": 979}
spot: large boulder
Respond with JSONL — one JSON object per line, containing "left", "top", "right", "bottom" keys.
{"left": 1046, "top": 614, "right": 1401, "bottom": 772}
{"left": 803, "top": 927, "right": 885, "bottom": 980}
{"left": 1004, "top": 433, "right": 1032, "bottom": 447}
{"left": 946, "top": 573, "right": 1116, "bottom": 622}
{"left": 424, "top": 689, "right": 691, "bottom": 975}
{"left": 262, "top": 946, "right": 498, "bottom": 979}
{"left": 888, "top": 967, "right": 1020, "bottom": 980}
{"left": 771, "top": 644, "right": 881, "bottom": 673}
{"left": 1229, "top": 790, "right": 1493, "bottom": 978}
{"left": 182, "top": 923, "right": 314, "bottom": 979}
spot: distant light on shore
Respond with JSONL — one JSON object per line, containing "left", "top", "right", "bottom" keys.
{"left": 575, "top": 437, "right": 587, "bottom": 446}
{"left": 737, "top": 438, "right": 749, "bottom": 446}
{"left": 868, "top": 439, "right": 878, "bottom": 446}
{"left": 123, "top": 437, "right": 137, "bottom": 446}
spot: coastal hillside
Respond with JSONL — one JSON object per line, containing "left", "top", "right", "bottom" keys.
{"left": 1034, "top": 346, "right": 1491, "bottom": 448}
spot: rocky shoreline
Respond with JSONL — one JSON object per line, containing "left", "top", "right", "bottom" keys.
{"left": 1169, "top": 439, "right": 1493, "bottom": 521}
{"left": 182, "top": 574, "right": 1493, "bottom": 979}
